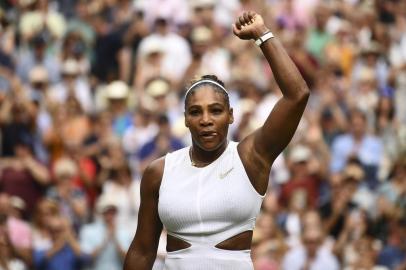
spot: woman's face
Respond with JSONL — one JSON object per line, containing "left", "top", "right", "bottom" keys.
{"left": 185, "top": 86, "right": 233, "bottom": 151}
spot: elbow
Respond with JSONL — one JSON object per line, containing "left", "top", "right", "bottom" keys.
{"left": 292, "top": 85, "right": 310, "bottom": 103}
{"left": 298, "top": 83, "right": 310, "bottom": 100}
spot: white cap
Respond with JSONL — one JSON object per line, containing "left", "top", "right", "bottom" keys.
{"left": 191, "top": 26, "right": 213, "bottom": 43}
{"left": 54, "top": 157, "right": 78, "bottom": 179}
{"left": 106, "top": 81, "right": 129, "bottom": 99}
{"left": 145, "top": 78, "right": 170, "bottom": 97}
{"left": 142, "top": 39, "right": 165, "bottom": 57}
{"left": 10, "top": 196, "right": 26, "bottom": 211}
{"left": 96, "top": 195, "right": 118, "bottom": 213}
{"left": 190, "top": 0, "right": 215, "bottom": 8}
{"left": 289, "top": 145, "right": 311, "bottom": 163}
{"left": 62, "top": 59, "right": 80, "bottom": 75}
{"left": 19, "top": 0, "right": 36, "bottom": 7}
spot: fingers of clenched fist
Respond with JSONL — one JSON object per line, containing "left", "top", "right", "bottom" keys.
{"left": 233, "top": 11, "right": 268, "bottom": 40}
{"left": 235, "top": 11, "right": 256, "bottom": 30}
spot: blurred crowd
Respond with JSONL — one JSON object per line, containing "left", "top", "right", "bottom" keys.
{"left": 0, "top": 0, "right": 405, "bottom": 269}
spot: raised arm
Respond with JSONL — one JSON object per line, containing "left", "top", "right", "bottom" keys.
{"left": 123, "top": 158, "right": 164, "bottom": 270}
{"left": 235, "top": 11, "right": 310, "bottom": 193}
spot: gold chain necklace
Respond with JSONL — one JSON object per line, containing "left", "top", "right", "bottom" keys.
{"left": 189, "top": 147, "right": 211, "bottom": 167}
{"left": 189, "top": 141, "right": 229, "bottom": 167}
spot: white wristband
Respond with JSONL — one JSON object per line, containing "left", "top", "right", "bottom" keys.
{"left": 255, "top": 31, "right": 274, "bottom": 46}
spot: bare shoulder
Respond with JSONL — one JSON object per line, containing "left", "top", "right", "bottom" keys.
{"left": 141, "top": 157, "right": 165, "bottom": 194}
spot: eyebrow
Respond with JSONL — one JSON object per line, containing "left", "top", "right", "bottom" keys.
{"left": 188, "top": 102, "right": 225, "bottom": 109}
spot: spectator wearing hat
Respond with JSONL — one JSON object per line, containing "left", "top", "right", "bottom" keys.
{"left": 138, "top": 0, "right": 189, "bottom": 27}
{"left": 47, "top": 157, "right": 88, "bottom": 231}
{"left": 278, "top": 144, "right": 323, "bottom": 247}
{"left": 27, "top": 65, "right": 49, "bottom": 100}
{"left": 79, "top": 195, "right": 133, "bottom": 270}
{"left": 48, "top": 59, "right": 93, "bottom": 114}
{"left": 143, "top": 77, "right": 182, "bottom": 124}
{"left": 189, "top": 0, "right": 224, "bottom": 41}
{"left": 134, "top": 36, "right": 167, "bottom": 92}
{"left": 182, "top": 25, "right": 231, "bottom": 84}
{"left": 136, "top": 16, "right": 191, "bottom": 83}
{"left": 354, "top": 42, "right": 389, "bottom": 90}
{"left": 319, "top": 162, "right": 368, "bottom": 239}
{"left": 280, "top": 144, "right": 322, "bottom": 210}
{"left": 104, "top": 81, "right": 133, "bottom": 138}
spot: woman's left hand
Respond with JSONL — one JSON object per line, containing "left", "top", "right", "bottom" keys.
{"left": 232, "top": 11, "right": 270, "bottom": 41}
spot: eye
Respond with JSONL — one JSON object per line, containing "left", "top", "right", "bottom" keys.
{"left": 188, "top": 110, "right": 200, "bottom": 116}
{"left": 211, "top": 108, "right": 223, "bottom": 115}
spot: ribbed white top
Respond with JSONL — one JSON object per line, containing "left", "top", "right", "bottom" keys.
{"left": 158, "top": 141, "right": 264, "bottom": 264}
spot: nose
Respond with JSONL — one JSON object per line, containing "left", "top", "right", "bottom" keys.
{"left": 199, "top": 111, "right": 213, "bottom": 126}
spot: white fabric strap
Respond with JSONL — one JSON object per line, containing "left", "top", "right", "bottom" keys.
{"left": 255, "top": 31, "right": 274, "bottom": 46}
{"left": 185, "top": 80, "right": 228, "bottom": 96}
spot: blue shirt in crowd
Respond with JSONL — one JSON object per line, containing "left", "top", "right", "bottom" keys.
{"left": 34, "top": 244, "right": 89, "bottom": 270}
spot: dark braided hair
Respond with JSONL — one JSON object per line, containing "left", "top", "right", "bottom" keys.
{"left": 184, "top": 75, "right": 230, "bottom": 109}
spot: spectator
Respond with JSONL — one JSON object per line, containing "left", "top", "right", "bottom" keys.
{"left": 330, "top": 109, "right": 383, "bottom": 187}
{"left": 98, "top": 146, "right": 141, "bottom": 229}
{"left": 47, "top": 157, "right": 88, "bottom": 230}
{"left": 31, "top": 199, "right": 60, "bottom": 251}
{"left": 282, "top": 226, "right": 340, "bottom": 270}
{"left": 80, "top": 195, "right": 133, "bottom": 270}
{"left": 376, "top": 219, "right": 406, "bottom": 270}
{"left": 0, "top": 213, "right": 26, "bottom": 270}
{"left": 252, "top": 212, "right": 288, "bottom": 270}
{"left": 0, "top": 137, "right": 50, "bottom": 216}
{"left": 0, "top": 193, "right": 31, "bottom": 267}
{"left": 137, "top": 17, "right": 191, "bottom": 83}
{"left": 16, "top": 33, "right": 61, "bottom": 84}
{"left": 104, "top": 81, "right": 133, "bottom": 138}
{"left": 279, "top": 144, "right": 322, "bottom": 210}
{"left": 33, "top": 216, "right": 87, "bottom": 270}
{"left": 0, "top": 1, "right": 405, "bottom": 268}
{"left": 48, "top": 59, "right": 93, "bottom": 114}
{"left": 138, "top": 114, "right": 184, "bottom": 173}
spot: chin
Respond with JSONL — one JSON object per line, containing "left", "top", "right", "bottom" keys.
{"left": 195, "top": 138, "right": 226, "bottom": 152}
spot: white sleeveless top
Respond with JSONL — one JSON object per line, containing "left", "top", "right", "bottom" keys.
{"left": 158, "top": 141, "right": 265, "bottom": 270}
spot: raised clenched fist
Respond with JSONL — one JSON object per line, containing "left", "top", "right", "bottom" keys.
{"left": 232, "top": 11, "right": 269, "bottom": 40}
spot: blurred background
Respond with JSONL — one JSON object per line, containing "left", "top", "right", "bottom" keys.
{"left": 0, "top": 0, "right": 405, "bottom": 269}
